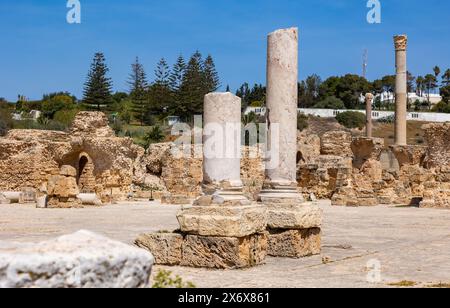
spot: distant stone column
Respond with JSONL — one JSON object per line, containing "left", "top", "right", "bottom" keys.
{"left": 365, "top": 93, "right": 374, "bottom": 138}
{"left": 259, "top": 27, "right": 303, "bottom": 202}
{"left": 394, "top": 35, "right": 408, "bottom": 146}
{"left": 202, "top": 92, "right": 243, "bottom": 197}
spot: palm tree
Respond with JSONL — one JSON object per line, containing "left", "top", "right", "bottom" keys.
{"left": 424, "top": 74, "right": 438, "bottom": 110}
{"left": 433, "top": 66, "right": 441, "bottom": 78}
{"left": 433, "top": 66, "right": 441, "bottom": 93}
{"left": 416, "top": 76, "right": 424, "bottom": 97}
{"left": 442, "top": 69, "right": 450, "bottom": 86}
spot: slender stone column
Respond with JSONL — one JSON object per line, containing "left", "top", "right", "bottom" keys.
{"left": 365, "top": 93, "right": 374, "bottom": 138}
{"left": 202, "top": 92, "right": 243, "bottom": 196}
{"left": 394, "top": 35, "right": 408, "bottom": 146}
{"left": 259, "top": 27, "right": 303, "bottom": 202}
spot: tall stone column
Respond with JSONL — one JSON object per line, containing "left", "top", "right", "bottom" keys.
{"left": 258, "top": 28, "right": 322, "bottom": 259}
{"left": 394, "top": 35, "right": 408, "bottom": 146}
{"left": 365, "top": 93, "right": 374, "bottom": 138}
{"left": 259, "top": 27, "right": 303, "bottom": 202}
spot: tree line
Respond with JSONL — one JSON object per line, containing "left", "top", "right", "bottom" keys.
{"left": 83, "top": 51, "right": 220, "bottom": 124}
{"left": 293, "top": 67, "right": 450, "bottom": 112}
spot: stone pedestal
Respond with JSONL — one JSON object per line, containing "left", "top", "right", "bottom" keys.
{"left": 394, "top": 35, "right": 408, "bottom": 146}
{"left": 365, "top": 93, "right": 374, "bottom": 138}
{"left": 259, "top": 28, "right": 322, "bottom": 258}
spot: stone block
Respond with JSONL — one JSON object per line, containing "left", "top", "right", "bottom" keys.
{"left": 268, "top": 228, "right": 321, "bottom": 258}
{"left": 135, "top": 233, "right": 183, "bottom": 266}
{"left": 60, "top": 165, "right": 77, "bottom": 177}
{"left": 266, "top": 203, "right": 322, "bottom": 230}
{"left": 177, "top": 205, "right": 267, "bottom": 237}
{"left": 181, "top": 233, "right": 268, "bottom": 269}
{"left": 0, "top": 230, "right": 154, "bottom": 288}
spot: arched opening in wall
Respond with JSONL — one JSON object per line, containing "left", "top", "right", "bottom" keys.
{"left": 77, "top": 153, "right": 95, "bottom": 193}
{"left": 78, "top": 156, "right": 88, "bottom": 184}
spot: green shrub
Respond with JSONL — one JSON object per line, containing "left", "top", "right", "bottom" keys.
{"left": 109, "top": 117, "right": 124, "bottom": 136}
{"left": 314, "top": 96, "right": 345, "bottom": 109}
{"left": 143, "top": 126, "right": 165, "bottom": 148}
{"left": 297, "top": 113, "right": 309, "bottom": 132}
{"left": 432, "top": 101, "right": 450, "bottom": 113}
{"left": 377, "top": 115, "right": 395, "bottom": 124}
{"left": 0, "top": 109, "right": 13, "bottom": 136}
{"left": 152, "top": 270, "right": 195, "bottom": 289}
{"left": 336, "top": 111, "right": 366, "bottom": 129}
{"left": 53, "top": 109, "right": 79, "bottom": 126}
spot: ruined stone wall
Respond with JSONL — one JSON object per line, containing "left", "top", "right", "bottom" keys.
{"left": 0, "top": 112, "right": 145, "bottom": 203}
{"left": 143, "top": 144, "right": 265, "bottom": 201}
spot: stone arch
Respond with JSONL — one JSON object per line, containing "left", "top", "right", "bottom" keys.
{"left": 77, "top": 152, "right": 96, "bottom": 193}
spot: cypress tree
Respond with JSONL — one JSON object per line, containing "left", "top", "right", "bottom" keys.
{"left": 82, "top": 52, "right": 113, "bottom": 110}
{"left": 128, "top": 57, "right": 148, "bottom": 125}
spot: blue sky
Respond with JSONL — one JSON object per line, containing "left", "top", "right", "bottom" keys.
{"left": 0, "top": 0, "right": 449, "bottom": 101}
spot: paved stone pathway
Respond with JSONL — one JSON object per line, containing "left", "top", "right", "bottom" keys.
{"left": 1, "top": 201, "right": 449, "bottom": 288}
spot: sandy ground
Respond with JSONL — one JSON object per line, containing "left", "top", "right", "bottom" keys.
{"left": 1, "top": 200, "right": 450, "bottom": 288}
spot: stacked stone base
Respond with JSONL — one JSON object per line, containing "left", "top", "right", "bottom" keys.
{"left": 268, "top": 228, "right": 321, "bottom": 258}
{"left": 136, "top": 193, "right": 323, "bottom": 269}
{"left": 136, "top": 232, "right": 267, "bottom": 269}
{"left": 264, "top": 201, "right": 323, "bottom": 258}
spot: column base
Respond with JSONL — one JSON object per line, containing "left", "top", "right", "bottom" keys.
{"left": 258, "top": 186, "right": 304, "bottom": 204}
{"left": 177, "top": 205, "right": 267, "bottom": 238}
{"left": 268, "top": 228, "right": 321, "bottom": 258}
{"left": 136, "top": 232, "right": 268, "bottom": 269}
{"left": 258, "top": 189, "right": 323, "bottom": 258}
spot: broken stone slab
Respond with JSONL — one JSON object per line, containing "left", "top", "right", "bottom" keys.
{"left": 0, "top": 191, "right": 21, "bottom": 204}
{"left": 177, "top": 205, "right": 267, "bottom": 238}
{"left": 0, "top": 230, "right": 154, "bottom": 288}
{"left": 77, "top": 193, "right": 102, "bottom": 206}
{"left": 0, "top": 193, "right": 11, "bottom": 204}
{"left": 268, "top": 228, "right": 321, "bottom": 258}
{"left": 36, "top": 195, "right": 48, "bottom": 208}
{"left": 266, "top": 203, "right": 322, "bottom": 230}
{"left": 181, "top": 234, "right": 268, "bottom": 269}
{"left": 135, "top": 232, "right": 183, "bottom": 266}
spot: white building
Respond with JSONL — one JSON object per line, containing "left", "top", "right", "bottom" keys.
{"left": 377, "top": 92, "right": 442, "bottom": 106}
{"left": 244, "top": 107, "right": 450, "bottom": 123}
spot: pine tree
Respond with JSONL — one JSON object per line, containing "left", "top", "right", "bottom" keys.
{"left": 148, "top": 58, "right": 172, "bottom": 116}
{"left": 83, "top": 52, "right": 113, "bottom": 110}
{"left": 179, "top": 51, "right": 205, "bottom": 118}
{"left": 203, "top": 54, "right": 220, "bottom": 93}
{"left": 169, "top": 55, "right": 186, "bottom": 92}
{"left": 128, "top": 57, "right": 148, "bottom": 125}
{"left": 154, "top": 58, "right": 170, "bottom": 87}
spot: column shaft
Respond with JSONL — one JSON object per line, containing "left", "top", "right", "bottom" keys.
{"left": 394, "top": 35, "right": 408, "bottom": 146}
{"left": 265, "top": 27, "right": 298, "bottom": 188}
